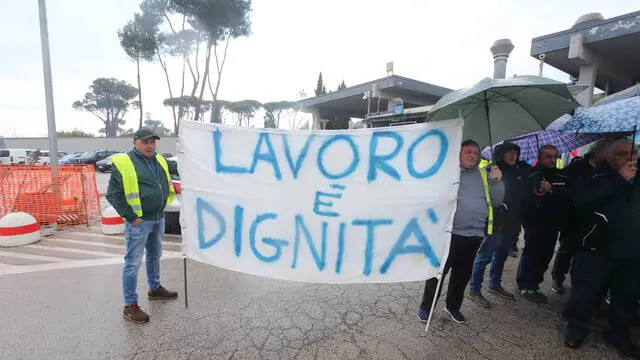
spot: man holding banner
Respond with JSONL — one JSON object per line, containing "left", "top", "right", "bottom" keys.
{"left": 107, "top": 128, "right": 178, "bottom": 324}
{"left": 419, "top": 140, "right": 504, "bottom": 324}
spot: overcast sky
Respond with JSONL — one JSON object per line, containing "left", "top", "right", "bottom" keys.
{"left": 0, "top": 0, "right": 637, "bottom": 137}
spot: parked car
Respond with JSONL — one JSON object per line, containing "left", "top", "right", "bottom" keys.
{"left": 164, "top": 156, "right": 181, "bottom": 234}
{"left": 36, "top": 151, "right": 68, "bottom": 165}
{"left": 68, "top": 149, "right": 117, "bottom": 167}
{"left": 0, "top": 149, "right": 34, "bottom": 165}
{"left": 59, "top": 152, "right": 84, "bottom": 164}
{"left": 95, "top": 153, "right": 123, "bottom": 172}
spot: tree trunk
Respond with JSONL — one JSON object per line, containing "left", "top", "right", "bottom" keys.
{"left": 209, "top": 36, "right": 231, "bottom": 123}
{"left": 136, "top": 56, "right": 143, "bottom": 130}
{"left": 157, "top": 49, "right": 178, "bottom": 135}
{"left": 194, "top": 39, "right": 212, "bottom": 121}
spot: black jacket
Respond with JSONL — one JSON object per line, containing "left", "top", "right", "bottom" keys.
{"left": 522, "top": 165, "right": 570, "bottom": 230}
{"left": 491, "top": 143, "right": 530, "bottom": 231}
{"left": 573, "top": 165, "right": 640, "bottom": 259}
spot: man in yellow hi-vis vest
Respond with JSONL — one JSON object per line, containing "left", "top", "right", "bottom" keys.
{"left": 418, "top": 140, "right": 504, "bottom": 324}
{"left": 106, "top": 128, "right": 178, "bottom": 324}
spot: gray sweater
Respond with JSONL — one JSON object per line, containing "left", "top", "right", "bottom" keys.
{"left": 452, "top": 166, "right": 505, "bottom": 237}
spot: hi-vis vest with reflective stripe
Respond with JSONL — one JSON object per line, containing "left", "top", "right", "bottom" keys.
{"left": 479, "top": 168, "right": 494, "bottom": 235}
{"left": 112, "top": 153, "right": 175, "bottom": 217}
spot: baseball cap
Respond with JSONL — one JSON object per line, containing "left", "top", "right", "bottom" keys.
{"left": 134, "top": 128, "right": 160, "bottom": 141}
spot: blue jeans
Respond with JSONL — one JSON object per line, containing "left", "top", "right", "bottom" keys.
{"left": 469, "top": 228, "right": 515, "bottom": 293}
{"left": 123, "top": 218, "right": 165, "bottom": 306}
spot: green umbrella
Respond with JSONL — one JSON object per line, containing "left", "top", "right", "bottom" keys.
{"left": 426, "top": 75, "right": 579, "bottom": 148}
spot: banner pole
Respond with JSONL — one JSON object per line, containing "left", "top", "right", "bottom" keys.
{"left": 183, "top": 255, "right": 188, "bottom": 309}
{"left": 424, "top": 273, "right": 444, "bottom": 333}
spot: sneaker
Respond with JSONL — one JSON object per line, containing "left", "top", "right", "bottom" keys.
{"left": 488, "top": 286, "right": 516, "bottom": 300}
{"left": 417, "top": 308, "right": 430, "bottom": 323}
{"left": 520, "top": 289, "right": 548, "bottom": 304}
{"left": 604, "top": 332, "right": 640, "bottom": 359}
{"left": 148, "top": 285, "right": 178, "bottom": 300}
{"left": 467, "top": 292, "right": 491, "bottom": 308}
{"left": 551, "top": 279, "right": 565, "bottom": 295}
{"left": 122, "top": 303, "right": 150, "bottom": 324}
{"left": 444, "top": 307, "right": 466, "bottom": 324}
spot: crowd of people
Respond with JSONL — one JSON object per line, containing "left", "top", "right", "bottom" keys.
{"left": 418, "top": 138, "right": 640, "bottom": 359}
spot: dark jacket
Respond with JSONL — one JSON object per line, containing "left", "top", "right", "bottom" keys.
{"left": 106, "top": 150, "right": 177, "bottom": 223}
{"left": 562, "top": 155, "right": 605, "bottom": 228}
{"left": 491, "top": 143, "right": 530, "bottom": 231}
{"left": 573, "top": 165, "right": 640, "bottom": 259}
{"left": 522, "top": 164, "right": 570, "bottom": 230}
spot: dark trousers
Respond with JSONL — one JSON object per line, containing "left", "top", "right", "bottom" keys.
{"left": 420, "top": 234, "right": 483, "bottom": 311}
{"left": 551, "top": 228, "right": 578, "bottom": 283}
{"left": 565, "top": 250, "right": 640, "bottom": 343}
{"left": 516, "top": 227, "right": 559, "bottom": 291}
{"left": 564, "top": 250, "right": 611, "bottom": 340}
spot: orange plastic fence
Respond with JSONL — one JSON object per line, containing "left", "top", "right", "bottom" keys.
{"left": 0, "top": 165, "right": 101, "bottom": 228}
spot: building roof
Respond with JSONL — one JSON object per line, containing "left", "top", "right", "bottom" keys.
{"left": 296, "top": 75, "right": 452, "bottom": 119}
{"left": 530, "top": 11, "right": 640, "bottom": 93}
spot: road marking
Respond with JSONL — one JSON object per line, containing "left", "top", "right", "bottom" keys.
{"left": 24, "top": 244, "right": 121, "bottom": 258}
{"left": 0, "top": 251, "right": 68, "bottom": 263}
{"left": 75, "top": 231, "right": 182, "bottom": 243}
{"left": 0, "top": 253, "right": 181, "bottom": 276}
{"left": 51, "top": 237, "right": 182, "bottom": 257}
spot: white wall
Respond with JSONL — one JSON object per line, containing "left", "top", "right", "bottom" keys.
{"left": 0, "top": 137, "right": 179, "bottom": 155}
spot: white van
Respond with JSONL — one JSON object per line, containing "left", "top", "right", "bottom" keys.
{"left": 36, "top": 151, "right": 68, "bottom": 165}
{"left": 0, "top": 149, "right": 34, "bottom": 165}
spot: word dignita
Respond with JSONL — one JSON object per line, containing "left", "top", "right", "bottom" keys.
{"left": 196, "top": 197, "right": 442, "bottom": 276}
{"left": 212, "top": 129, "right": 449, "bottom": 182}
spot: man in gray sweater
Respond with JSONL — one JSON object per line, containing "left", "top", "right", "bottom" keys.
{"left": 418, "top": 139, "right": 505, "bottom": 324}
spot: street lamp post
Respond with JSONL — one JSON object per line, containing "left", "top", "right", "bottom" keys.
{"left": 37, "top": 0, "right": 59, "bottom": 167}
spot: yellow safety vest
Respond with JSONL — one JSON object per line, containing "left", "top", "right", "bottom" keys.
{"left": 556, "top": 158, "right": 564, "bottom": 169}
{"left": 479, "top": 168, "right": 494, "bottom": 235}
{"left": 479, "top": 159, "right": 491, "bottom": 169}
{"left": 112, "top": 153, "right": 175, "bottom": 217}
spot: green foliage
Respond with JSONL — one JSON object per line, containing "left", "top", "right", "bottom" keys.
{"left": 169, "top": 0, "right": 252, "bottom": 43}
{"left": 118, "top": 12, "right": 161, "bottom": 129}
{"left": 263, "top": 101, "right": 294, "bottom": 128}
{"left": 72, "top": 78, "right": 139, "bottom": 137}
{"left": 118, "top": 13, "right": 160, "bottom": 63}
{"left": 56, "top": 129, "right": 95, "bottom": 138}
{"left": 338, "top": 80, "right": 346, "bottom": 90}
{"left": 227, "top": 99, "right": 262, "bottom": 126}
{"left": 315, "top": 72, "right": 327, "bottom": 96}
{"left": 143, "top": 117, "right": 173, "bottom": 136}
{"left": 163, "top": 96, "right": 212, "bottom": 121}
{"left": 263, "top": 112, "right": 276, "bottom": 129}
{"left": 210, "top": 99, "right": 230, "bottom": 123}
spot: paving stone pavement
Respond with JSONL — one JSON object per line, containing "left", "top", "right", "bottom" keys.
{"left": 0, "top": 232, "right": 636, "bottom": 360}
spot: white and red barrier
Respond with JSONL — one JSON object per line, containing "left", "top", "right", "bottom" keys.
{"left": 101, "top": 206, "right": 124, "bottom": 235}
{"left": 0, "top": 212, "right": 41, "bottom": 247}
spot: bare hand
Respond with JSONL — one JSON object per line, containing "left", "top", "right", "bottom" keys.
{"left": 619, "top": 160, "right": 637, "bottom": 181}
{"left": 131, "top": 218, "right": 143, "bottom": 226}
{"left": 539, "top": 180, "right": 552, "bottom": 193}
{"left": 489, "top": 166, "right": 502, "bottom": 182}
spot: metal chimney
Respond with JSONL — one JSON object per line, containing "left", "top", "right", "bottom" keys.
{"left": 490, "top": 39, "right": 514, "bottom": 79}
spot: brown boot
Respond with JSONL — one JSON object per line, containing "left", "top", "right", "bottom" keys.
{"left": 123, "top": 303, "right": 150, "bottom": 324}
{"left": 148, "top": 285, "right": 178, "bottom": 300}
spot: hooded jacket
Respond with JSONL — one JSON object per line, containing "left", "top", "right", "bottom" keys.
{"left": 491, "top": 143, "right": 530, "bottom": 230}
{"left": 452, "top": 141, "right": 505, "bottom": 237}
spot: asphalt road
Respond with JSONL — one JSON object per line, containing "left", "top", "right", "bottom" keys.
{"left": 0, "top": 229, "right": 634, "bottom": 360}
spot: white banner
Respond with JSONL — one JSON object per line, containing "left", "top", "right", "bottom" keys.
{"left": 178, "top": 118, "right": 463, "bottom": 283}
